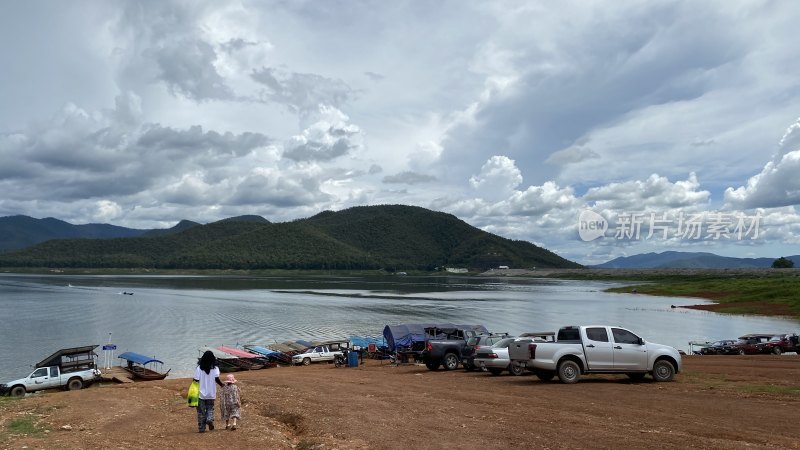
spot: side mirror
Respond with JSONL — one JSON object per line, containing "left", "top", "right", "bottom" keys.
{"left": 638, "top": 338, "right": 645, "bottom": 345}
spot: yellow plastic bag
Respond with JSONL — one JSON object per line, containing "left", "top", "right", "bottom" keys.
{"left": 187, "top": 381, "right": 199, "bottom": 407}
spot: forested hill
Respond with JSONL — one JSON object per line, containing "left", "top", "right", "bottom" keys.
{"left": 0, "top": 215, "right": 147, "bottom": 251}
{"left": 0, "top": 205, "right": 581, "bottom": 270}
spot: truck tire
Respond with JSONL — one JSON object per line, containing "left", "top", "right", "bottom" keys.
{"left": 67, "top": 378, "right": 84, "bottom": 391}
{"left": 488, "top": 367, "right": 504, "bottom": 376}
{"left": 535, "top": 371, "right": 555, "bottom": 381}
{"left": 652, "top": 360, "right": 675, "bottom": 382}
{"left": 10, "top": 385, "right": 26, "bottom": 397}
{"left": 425, "top": 362, "right": 440, "bottom": 371}
{"left": 557, "top": 360, "right": 581, "bottom": 384}
{"left": 442, "top": 353, "right": 459, "bottom": 371}
{"left": 773, "top": 347, "right": 783, "bottom": 355}
{"left": 738, "top": 349, "right": 746, "bottom": 355}
{"left": 302, "top": 358, "right": 311, "bottom": 366}
{"left": 508, "top": 364, "right": 525, "bottom": 376}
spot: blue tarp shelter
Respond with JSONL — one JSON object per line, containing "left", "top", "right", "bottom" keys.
{"left": 382, "top": 323, "right": 488, "bottom": 351}
{"left": 349, "top": 336, "right": 387, "bottom": 349}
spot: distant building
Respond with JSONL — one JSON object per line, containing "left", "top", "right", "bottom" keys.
{"left": 445, "top": 267, "right": 468, "bottom": 273}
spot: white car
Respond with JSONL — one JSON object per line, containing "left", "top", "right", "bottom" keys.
{"left": 474, "top": 339, "right": 517, "bottom": 375}
{"left": 474, "top": 334, "right": 552, "bottom": 376}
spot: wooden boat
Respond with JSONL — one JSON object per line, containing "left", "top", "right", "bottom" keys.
{"left": 216, "top": 345, "right": 273, "bottom": 369}
{"left": 198, "top": 347, "right": 252, "bottom": 372}
{"left": 118, "top": 352, "right": 170, "bottom": 380}
{"left": 244, "top": 345, "right": 293, "bottom": 365}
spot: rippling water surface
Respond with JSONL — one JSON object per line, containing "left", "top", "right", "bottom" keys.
{"left": 1, "top": 273, "right": 797, "bottom": 380}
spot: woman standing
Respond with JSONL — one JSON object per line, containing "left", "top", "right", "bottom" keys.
{"left": 194, "top": 350, "right": 224, "bottom": 433}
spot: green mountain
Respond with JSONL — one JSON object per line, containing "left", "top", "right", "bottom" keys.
{"left": 141, "top": 219, "right": 202, "bottom": 237}
{"left": 0, "top": 215, "right": 147, "bottom": 252}
{"left": 0, "top": 205, "right": 580, "bottom": 270}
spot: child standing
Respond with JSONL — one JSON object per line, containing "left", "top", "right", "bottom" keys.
{"left": 220, "top": 374, "right": 242, "bottom": 430}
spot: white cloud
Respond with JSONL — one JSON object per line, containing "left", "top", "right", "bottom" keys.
{"left": 725, "top": 117, "right": 800, "bottom": 209}
{"left": 585, "top": 173, "right": 710, "bottom": 211}
{"left": 2, "top": 1, "right": 800, "bottom": 261}
{"left": 468, "top": 156, "right": 523, "bottom": 200}
{"left": 283, "top": 105, "right": 362, "bottom": 162}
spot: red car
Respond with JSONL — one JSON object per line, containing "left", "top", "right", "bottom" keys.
{"left": 762, "top": 334, "right": 800, "bottom": 355}
{"left": 734, "top": 334, "right": 774, "bottom": 355}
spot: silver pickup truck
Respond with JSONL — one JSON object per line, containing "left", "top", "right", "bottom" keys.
{"left": 508, "top": 325, "right": 682, "bottom": 384}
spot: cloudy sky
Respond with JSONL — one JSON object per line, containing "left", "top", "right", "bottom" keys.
{"left": 2, "top": 1, "right": 800, "bottom": 265}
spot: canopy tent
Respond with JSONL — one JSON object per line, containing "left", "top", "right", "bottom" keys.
{"left": 382, "top": 323, "right": 488, "bottom": 352}
{"left": 118, "top": 352, "right": 163, "bottom": 365}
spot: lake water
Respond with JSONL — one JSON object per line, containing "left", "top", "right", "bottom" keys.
{"left": 1, "top": 273, "right": 798, "bottom": 380}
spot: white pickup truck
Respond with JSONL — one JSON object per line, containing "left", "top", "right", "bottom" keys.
{"left": 292, "top": 340, "right": 349, "bottom": 366}
{"left": 1, "top": 365, "right": 101, "bottom": 397}
{"left": 1, "top": 345, "right": 102, "bottom": 397}
{"left": 508, "top": 325, "right": 682, "bottom": 384}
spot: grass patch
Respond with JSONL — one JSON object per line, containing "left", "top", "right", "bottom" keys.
{"left": 602, "top": 273, "right": 800, "bottom": 318}
{"left": 737, "top": 384, "right": 800, "bottom": 395}
{"left": 6, "top": 416, "right": 48, "bottom": 436}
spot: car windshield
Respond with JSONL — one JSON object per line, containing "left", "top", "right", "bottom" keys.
{"left": 769, "top": 336, "right": 783, "bottom": 341}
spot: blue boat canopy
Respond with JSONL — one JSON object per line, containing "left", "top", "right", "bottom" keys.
{"left": 118, "top": 352, "right": 163, "bottom": 365}
{"left": 244, "top": 345, "right": 278, "bottom": 356}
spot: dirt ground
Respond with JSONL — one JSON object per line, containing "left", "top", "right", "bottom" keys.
{"left": 1, "top": 356, "right": 799, "bottom": 450}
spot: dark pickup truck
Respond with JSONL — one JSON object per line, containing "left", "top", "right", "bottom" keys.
{"left": 421, "top": 325, "right": 489, "bottom": 371}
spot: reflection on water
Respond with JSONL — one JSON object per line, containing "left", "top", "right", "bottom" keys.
{"left": 0, "top": 273, "right": 797, "bottom": 380}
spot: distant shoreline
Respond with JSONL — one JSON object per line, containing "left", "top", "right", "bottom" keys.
{"left": 3, "top": 266, "right": 799, "bottom": 318}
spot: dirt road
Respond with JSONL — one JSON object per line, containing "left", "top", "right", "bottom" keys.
{"left": 2, "top": 356, "right": 799, "bottom": 449}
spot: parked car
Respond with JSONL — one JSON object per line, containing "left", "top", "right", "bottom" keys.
{"left": 462, "top": 333, "right": 510, "bottom": 371}
{"left": 699, "top": 340, "right": 738, "bottom": 355}
{"left": 473, "top": 333, "right": 555, "bottom": 376}
{"left": 762, "top": 334, "right": 800, "bottom": 355}
{"left": 734, "top": 334, "right": 774, "bottom": 355}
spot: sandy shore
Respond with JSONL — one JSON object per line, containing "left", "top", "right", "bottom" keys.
{"left": 2, "top": 356, "right": 799, "bottom": 449}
